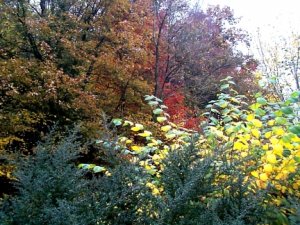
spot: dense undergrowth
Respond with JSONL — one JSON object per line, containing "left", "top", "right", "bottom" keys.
{"left": 1, "top": 78, "right": 300, "bottom": 225}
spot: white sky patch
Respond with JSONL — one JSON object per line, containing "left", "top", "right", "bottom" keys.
{"left": 191, "top": 0, "right": 300, "bottom": 54}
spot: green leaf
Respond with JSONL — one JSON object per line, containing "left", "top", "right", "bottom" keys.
{"left": 93, "top": 166, "right": 106, "bottom": 173}
{"left": 282, "top": 134, "right": 292, "bottom": 143}
{"left": 257, "top": 97, "right": 267, "bottom": 105}
{"left": 223, "top": 116, "right": 232, "bottom": 123}
{"left": 211, "top": 108, "right": 220, "bottom": 114}
{"left": 275, "top": 117, "right": 287, "bottom": 125}
{"left": 112, "top": 118, "right": 122, "bottom": 126}
{"left": 254, "top": 108, "right": 266, "bottom": 116}
{"left": 281, "top": 106, "right": 293, "bottom": 115}
{"left": 153, "top": 108, "right": 163, "bottom": 115}
{"left": 274, "top": 110, "right": 283, "bottom": 117}
{"left": 145, "top": 95, "right": 155, "bottom": 101}
{"left": 221, "top": 108, "right": 230, "bottom": 115}
{"left": 148, "top": 101, "right": 159, "bottom": 106}
{"left": 210, "top": 117, "right": 219, "bottom": 125}
{"left": 283, "top": 149, "right": 291, "bottom": 157}
{"left": 220, "top": 83, "right": 230, "bottom": 91}
{"left": 95, "top": 139, "right": 103, "bottom": 144}
{"left": 291, "top": 91, "right": 300, "bottom": 99}
{"left": 289, "top": 125, "right": 300, "bottom": 135}
{"left": 216, "top": 100, "right": 228, "bottom": 108}
{"left": 294, "top": 156, "right": 300, "bottom": 163}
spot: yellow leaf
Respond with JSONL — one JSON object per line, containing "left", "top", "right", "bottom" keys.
{"left": 246, "top": 114, "right": 255, "bottom": 121}
{"left": 273, "top": 127, "right": 285, "bottom": 136}
{"left": 251, "top": 139, "right": 261, "bottom": 146}
{"left": 266, "top": 153, "right": 277, "bottom": 164}
{"left": 157, "top": 117, "right": 167, "bottom": 123}
{"left": 267, "top": 120, "right": 275, "bottom": 126}
{"left": 293, "top": 183, "right": 299, "bottom": 190}
{"left": 270, "top": 137, "right": 279, "bottom": 145}
{"left": 152, "top": 154, "right": 160, "bottom": 161}
{"left": 259, "top": 173, "right": 268, "bottom": 181}
{"left": 252, "top": 119, "right": 263, "bottom": 128}
{"left": 265, "top": 131, "right": 272, "bottom": 139}
{"left": 131, "top": 123, "right": 144, "bottom": 132}
{"left": 146, "top": 182, "right": 155, "bottom": 188}
{"left": 233, "top": 141, "right": 247, "bottom": 151}
{"left": 161, "top": 125, "right": 172, "bottom": 132}
{"left": 244, "top": 134, "right": 251, "bottom": 141}
{"left": 251, "top": 129, "right": 260, "bottom": 139}
{"left": 147, "top": 143, "right": 156, "bottom": 147}
{"left": 251, "top": 171, "right": 259, "bottom": 178}
{"left": 241, "top": 152, "right": 248, "bottom": 157}
{"left": 152, "top": 188, "right": 160, "bottom": 195}
{"left": 131, "top": 127, "right": 140, "bottom": 132}
{"left": 138, "top": 130, "right": 152, "bottom": 137}
{"left": 291, "top": 136, "right": 300, "bottom": 142}
{"left": 131, "top": 145, "right": 142, "bottom": 153}
{"left": 263, "top": 164, "right": 273, "bottom": 173}
{"left": 272, "top": 144, "right": 283, "bottom": 156}
{"left": 262, "top": 144, "right": 269, "bottom": 150}
{"left": 283, "top": 142, "right": 293, "bottom": 149}
{"left": 166, "top": 133, "right": 176, "bottom": 139}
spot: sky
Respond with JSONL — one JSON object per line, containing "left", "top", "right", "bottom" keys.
{"left": 192, "top": 0, "right": 300, "bottom": 54}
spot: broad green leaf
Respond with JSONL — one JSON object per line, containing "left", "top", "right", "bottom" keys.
{"left": 294, "top": 156, "right": 300, "bottom": 163}
{"left": 274, "top": 110, "right": 283, "bottom": 117}
{"left": 223, "top": 116, "right": 232, "bottom": 123}
{"left": 254, "top": 108, "right": 266, "bottom": 116}
{"left": 145, "top": 95, "right": 155, "bottom": 101}
{"left": 275, "top": 117, "right": 287, "bottom": 125}
{"left": 112, "top": 118, "right": 122, "bottom": 126}
{"left": 211, "top": 108, "right": 220, "bottom": 114}
{"left": 281, "top": 106, "right": 293, "bottom": 115}
{"left": 210, "top": 117, "right": 219, "bottom": 125}
{"left": 93, "top": 166, "right": 106, "bottom": 173}
{"left": 153, "top": 108, "right": 163, "bottom": 115}
{"left": 215, "top": 100, "right": 228, "bottom": 108}
{"left": 282, "top": 149, "right": 291, "bottom": 157}
{"left": 291, "top": 91, "right": 300, "bottom": 99}
{"left": 220, "top": 83, "right": 230, "bottom": 90}
{"left": 289, "top": 125, "right": 300, "bottom": 135}
{"left": 148, "top": 101, "right": 159, "bottom": 106}
{"left": 257, "top": 97, "right": 267, "bottom": 105}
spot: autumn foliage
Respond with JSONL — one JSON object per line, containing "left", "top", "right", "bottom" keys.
{"left": 3, "top": 1, "right": 299, "bottom": 224}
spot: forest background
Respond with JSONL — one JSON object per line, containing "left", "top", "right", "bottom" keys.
{"left": 0, "top": 0, "right": 300, "bottom": 224}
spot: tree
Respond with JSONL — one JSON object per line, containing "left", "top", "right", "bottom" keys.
{"left": 256, "top": 31, "right": 300, "bottom": 100}
{"left": 177, "top": 6, "right": 255, "bottom": 108}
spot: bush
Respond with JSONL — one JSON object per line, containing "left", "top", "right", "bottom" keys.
{"left": 0, "top": 131, "right": 156, "bottom": 225}
{"left": 155, "top": 138, "right": 267, "bottom": 225}
{"left": 0, "top": 132, "right": 97, "bottom": 225}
